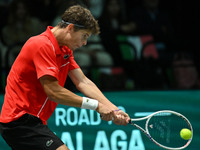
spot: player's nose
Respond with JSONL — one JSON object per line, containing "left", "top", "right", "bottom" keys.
{"left": 82, "top": 40, "right": 87, "bottom": 46}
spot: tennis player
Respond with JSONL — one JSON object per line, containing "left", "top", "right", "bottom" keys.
{"left": 0, "top": 5, "right": 130, "bottom": 150}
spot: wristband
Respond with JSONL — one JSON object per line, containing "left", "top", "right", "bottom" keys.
{"left": 81, "top": 97, "right": 99, "bottom": 110}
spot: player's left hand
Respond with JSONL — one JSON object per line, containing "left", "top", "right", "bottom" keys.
{"left": 112, "top": 110, "right": 130, "bottom": 126}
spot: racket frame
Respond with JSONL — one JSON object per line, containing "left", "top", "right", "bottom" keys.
{"left": 129, "top": 110, "right": 193, "bottom": 150}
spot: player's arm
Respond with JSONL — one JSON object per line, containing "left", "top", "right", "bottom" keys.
{"left": 69, "top": 68, "right": 130, "bottom": 124}
{"left": 39, "top": 75, "right": 114, "bottom": 120}
{"left": 69, "top": 68, "right": 118, "bottom": 110}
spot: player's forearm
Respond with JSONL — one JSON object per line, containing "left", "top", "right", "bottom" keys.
{"left": 45, "top": 84, "right": 83, "bottom": 107}
{"left": 77, "top": 80, "right": 118, "bottom": 110}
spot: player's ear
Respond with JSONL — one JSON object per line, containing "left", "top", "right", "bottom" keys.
{"left": 66, "top": 24, "right": 74, "bottom": 32}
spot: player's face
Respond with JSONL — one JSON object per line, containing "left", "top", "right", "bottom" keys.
{"left": 62, "top": 25, "right": 91, "bottom": 50}
{"left": 68, "top": 30, "right": 91, "bottom": 50}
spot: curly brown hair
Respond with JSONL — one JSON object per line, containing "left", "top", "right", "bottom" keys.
{"left": 57, "top": 5, "right": 100, "bottom": 35}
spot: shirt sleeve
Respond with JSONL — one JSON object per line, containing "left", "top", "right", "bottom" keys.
{"left": 33, "top": 44, "right": 59, "bottom": 80}
{"left": 69, "top": 55, "right": 80, "bottom": 71}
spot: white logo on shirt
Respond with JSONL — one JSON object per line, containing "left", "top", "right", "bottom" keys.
{"left": 60, "top": 62, "right": 70, "bottom": 68}
{"left": 47, "top": 67, "right": 56, "bottom": 70}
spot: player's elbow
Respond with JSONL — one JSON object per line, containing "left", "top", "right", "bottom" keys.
{"left": 47, "top": 91, "right": 57, "bottom": 102}
{"left": 43, "top": 85, "right": 59, "bottom": 102}
{"left": 39, "top": 76, "right": 61, "bottom": 102}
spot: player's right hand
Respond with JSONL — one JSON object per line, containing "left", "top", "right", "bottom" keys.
{"left": 113, "top": 110, "right": 130, "bottom": 126}
{"left": 96, "top": 102, "right": 115, "bottom": 121}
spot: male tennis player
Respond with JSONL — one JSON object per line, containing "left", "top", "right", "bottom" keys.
{"left": 0, "top": 5, "right": 130, "bottom": 150}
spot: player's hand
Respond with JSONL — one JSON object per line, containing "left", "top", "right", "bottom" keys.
{"left": 96, "top": 102, "right": 114, "bottom": 121}
{"left": 113, "top": 110, "right": 130, "bottom": 126}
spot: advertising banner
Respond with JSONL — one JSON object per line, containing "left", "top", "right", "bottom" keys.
{"left": 0, "top": 91, "right": 199, "bottom": 150}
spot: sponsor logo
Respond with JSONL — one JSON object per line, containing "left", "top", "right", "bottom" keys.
{"left": 64, "top": 54, "right": 70, "bottom": 59}
{"left": 46, "top": 139, "right": 53, "bottom": 147}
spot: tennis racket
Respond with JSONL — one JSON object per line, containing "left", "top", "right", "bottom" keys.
{"left": 128, "top": 110, "right": 193, "bottom": 150}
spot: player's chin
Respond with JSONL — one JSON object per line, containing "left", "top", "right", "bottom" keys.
{"left": 73, "top": 45, "right": 81, "bottom": 50}
{"left": 71, "top": 47, "right": 76, "bottom": 51}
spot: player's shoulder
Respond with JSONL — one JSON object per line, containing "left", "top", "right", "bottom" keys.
{"left": 29, "top": 34, "right": 51, "bottom": 45}
{"left": 26, "top": 34, "right": 52, "bottom": 49}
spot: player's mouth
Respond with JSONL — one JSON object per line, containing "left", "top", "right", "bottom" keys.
{"left": 76, "top": 45, "right": 82, "bottom": 49}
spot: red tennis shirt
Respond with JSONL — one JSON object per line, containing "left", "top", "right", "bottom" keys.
{"left": 0, "top": 26, "right": 80, "bottom": 125}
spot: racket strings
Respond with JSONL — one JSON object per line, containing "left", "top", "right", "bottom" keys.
{"left": 147, "top": 112, "right": 191, "bottom": 148}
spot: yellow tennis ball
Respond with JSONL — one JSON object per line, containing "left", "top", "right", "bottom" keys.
{"left": 180, "top": 128, "right": 192, "bottom": 140}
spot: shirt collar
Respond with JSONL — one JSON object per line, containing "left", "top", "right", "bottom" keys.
{"left": 41, "top": 26, "right": 72, "bottom": 55}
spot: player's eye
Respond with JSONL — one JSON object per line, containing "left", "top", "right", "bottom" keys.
{"left": 82, "top": 34, "right": 88, "bottom": 41}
